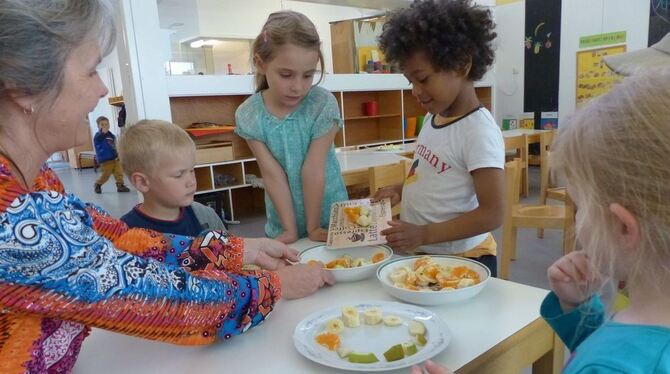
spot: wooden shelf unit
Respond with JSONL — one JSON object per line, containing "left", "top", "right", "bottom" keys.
{"left": 167, "top": 76, "right": 493, "bottom": 222}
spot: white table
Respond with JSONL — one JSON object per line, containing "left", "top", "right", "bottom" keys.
{"left": 75, "top": 239, "right": 563, "bottom": 374}
{"left": 336, "top": 150, "right": 411, "bottom": 186}
{"left": 502, "top": 129, "right": 550, "bottom": 142}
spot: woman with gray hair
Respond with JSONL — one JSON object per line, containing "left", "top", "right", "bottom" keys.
{"left": 0, "top": 1, "right": 319, "bottom": 372}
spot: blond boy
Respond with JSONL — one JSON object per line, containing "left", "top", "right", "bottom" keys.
{"left": 117, "top": 120, "right": 224, "bottom": 235}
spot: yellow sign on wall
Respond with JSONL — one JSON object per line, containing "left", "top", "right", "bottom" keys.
{"left": 496, "top": 0, "right": 522, "bottom": 4}
{"left": 576, "top": 45, "right": 626, "bottom": 105}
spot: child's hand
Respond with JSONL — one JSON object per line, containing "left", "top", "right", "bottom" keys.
{"left": 410, "top": 360, "right": 453, "bottom": 374}
{"left": 381, "top": 220, "right": 426, "bottom": 253}
{"left": 548, "top": 251, "right": 602, "bottom": 312}
{"left": 275, "top": 263, "right": 336, "bottom": 299}
{"left": 308, "top": 227, "right": 328, "bottom": 242}
{"left": 371, "top": 185, "right": 402, "bottom": 206}
{"left": 276, "top": 230, "right": 299, "bottom": 244}
{"left": 243, "top": 238, "right": 300, "bottom": 270}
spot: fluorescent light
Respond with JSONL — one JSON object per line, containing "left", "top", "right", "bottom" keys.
{"left": 190, "top": 40, "right": 205, "bottom": 48}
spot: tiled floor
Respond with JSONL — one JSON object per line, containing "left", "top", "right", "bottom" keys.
{"left": 53, "top": 161, "right": 564, "bottom": 290}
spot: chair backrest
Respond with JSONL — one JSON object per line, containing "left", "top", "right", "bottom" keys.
{"left": 503, "top": 134, "right": 528, "bottom": 164}
{"left": 504, "top": 159, "right": 522, "bottom": 218}
{"left": 539, "top": 130, "right": 557, "bottom": 191}
{"left": 369, "top": 160, "right": 408, "bottom": 194}
{"left": 369, "top": 160, "right": 408, "bottom": 215}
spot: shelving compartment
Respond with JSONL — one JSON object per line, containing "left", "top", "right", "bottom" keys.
{"left": 195, "top": 166, "right": 213, "bottom": 192}
{"left": 341, "top": 90, "right": 402, "bottom": 147}
{"left": 170, "top": 95, "right": 254, "bottom": 159}
{"left": 212, "top": 163, "right": 245, "bottom": 189}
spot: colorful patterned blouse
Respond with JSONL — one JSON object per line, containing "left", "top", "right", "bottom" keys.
{"left": 0, "top": 156, "right": 281, "bottom": 373}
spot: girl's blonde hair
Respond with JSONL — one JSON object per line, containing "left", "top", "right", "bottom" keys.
{"left": 252, "top": 10, "right": 325, "bottom": 93}
{"left": 552, "top": 70, "right": 670, "bottom": 293}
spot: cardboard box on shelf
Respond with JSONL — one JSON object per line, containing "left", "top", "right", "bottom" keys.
{"left": 195, "top": 141, "right": 234, "bottom": 165}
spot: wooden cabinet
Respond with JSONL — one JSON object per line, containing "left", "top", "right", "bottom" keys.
{"left": 330, "top": 16, "right": 387, "bottom": 74}
{"left": 167, "top": 74, "right": 493, "bottom": 221}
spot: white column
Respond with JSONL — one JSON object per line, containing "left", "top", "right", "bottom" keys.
{"left": 114, "top": 0, "right": 172, "bottom": 124}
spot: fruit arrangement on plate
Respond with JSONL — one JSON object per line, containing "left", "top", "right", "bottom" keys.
{"left": 313, "top": 305, "right": 428, "bottom": 364}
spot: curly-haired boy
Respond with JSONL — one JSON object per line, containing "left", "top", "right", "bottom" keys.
{"left": 375, "top": 0, "right": 505, "bottom": 277}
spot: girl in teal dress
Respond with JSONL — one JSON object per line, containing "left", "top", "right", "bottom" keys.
{"left": 235, "top": 10, "right": 348, "bottom": 243}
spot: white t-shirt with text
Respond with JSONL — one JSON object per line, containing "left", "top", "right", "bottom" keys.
{"left": 400, "top": 107, "right": 504, "bottom": 254}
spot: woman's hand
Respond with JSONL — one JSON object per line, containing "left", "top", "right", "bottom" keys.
{"left": 410, "top": 360, "right": 453, "bottom": 374}
{"left": 371, "top": 184, "right": 402, "bottom": 206}
{"left": 276, "top": 230, "right": 299, "bottom": 244}
{"left": 308, "top": 227, "right": 328, "bottom": 242}
{"left": 275, "top": 262, "right": 336, "bottom": 299}
{"left": 380, "top": 220, "right": 426, "bottom": 253}
{"left": 548, "top": 251, "right": 601, "bottom": 313}
{"left": 243, "top": 238, "right": 300, "bottom": 270}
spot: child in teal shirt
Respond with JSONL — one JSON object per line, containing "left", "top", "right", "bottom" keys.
{"left": 235, "top": 11, "right": 347, "bottom": 243}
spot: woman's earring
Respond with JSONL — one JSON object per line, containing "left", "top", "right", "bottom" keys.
{"left": 23, "top": 105, "right": 34, "bottom": 116}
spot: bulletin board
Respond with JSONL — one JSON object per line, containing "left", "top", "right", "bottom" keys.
{"left": 575, "top": 45, "right": 626, "bottom": 105}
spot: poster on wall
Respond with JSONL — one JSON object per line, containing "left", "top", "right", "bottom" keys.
{"left": 524, "top": 0, "right": 562, "bottom": 113}
{"left": 576, "top": 45, "right": 626, "bottom": 106}
{"left": 649, "top": 0, "right": 670, "bottom": 46}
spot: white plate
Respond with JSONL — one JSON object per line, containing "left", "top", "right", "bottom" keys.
{"left": 293, "top": 301, "right": 450, "bottom": 372}
{"left": 299, "top": 245, "right": 393, "bottom": 282}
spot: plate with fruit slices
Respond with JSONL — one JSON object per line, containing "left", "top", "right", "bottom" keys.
{"left": 293, "top": 301, "right": 450, "bottom": 371}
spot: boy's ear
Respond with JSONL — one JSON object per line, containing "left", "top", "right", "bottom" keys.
{"left": 129, "top": 172, "right": 151, "bottom": 193}
{"left": 608, "top": 203, "right": 641, "bottom": 252}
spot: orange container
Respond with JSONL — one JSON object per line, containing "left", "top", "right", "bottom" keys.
{"left": 405, "top": 117, "right": 417, "bottom": 138}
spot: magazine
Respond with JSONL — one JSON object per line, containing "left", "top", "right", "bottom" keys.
{"left": 326, "top": 198, "right": 392, "bottom": 249}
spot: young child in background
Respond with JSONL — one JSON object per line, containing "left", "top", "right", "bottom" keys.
{"left": 235, "top": 10, "right": 348, "bottom": 244}
{"left": 118, "top": 120, "right": 225, "bottom": 236}
{"left": 118, "top": 120, "right": 334, "bottom": 297}
{"left": 410, "top": 69, "right": 670, "bottom": 374}
{"left": 93, "top": 115, "right": 130, "bottom": 193}
{"left": 375, "top": 0, "right": 504, "bottom": 276}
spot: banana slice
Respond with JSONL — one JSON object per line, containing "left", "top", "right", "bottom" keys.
{"left": 337, "top": 346, "right": 352, "bottom": 358}
{"left": 341, "top": 306, "right": 360, "bottom": 327}
{"left": 409, "top": 320, "right": 426, "bottom": 336}
{"left": 326, "top": 318, "right": 344, "bottom": 334}
{"left": 352, "top": 258, "right": 367, "bottom": 267}
{"left": 382, "top": 315, "right": 404, "bottom": 327}
{"left": 363, "top": 308, "right": 383, "bottom": 325}
{"left": 389, "top": 266, "right": 410, "bottom": 284}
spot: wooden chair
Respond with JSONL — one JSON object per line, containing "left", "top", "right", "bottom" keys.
{"left": 368, "top": 160, "right": 408, "bottom": 216}
{"left": 504, "top": 134, "right": 529, "bottom": 197}
{"left": 537, "top": 130, "right": 568, "bottom": 238}
{"left": 501, "top": 159, "right": 576, "bottom": 280}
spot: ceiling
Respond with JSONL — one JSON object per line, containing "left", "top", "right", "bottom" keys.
{"left": 284, "top": 0, "right": 411, "bottom": 10}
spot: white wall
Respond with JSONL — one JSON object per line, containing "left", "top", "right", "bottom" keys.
{"left": 156, "top": 0, "right": 379, "bottom": 74}
{"left": 87, "top": 48, "right": 123, "bottom": 144}
{"left": 492, "top": 1, "right": 524, "bottom": 126}
{"left": 211, "top": 40, "right": 253, "bottom": 75}
{"left": 494, "top": 0, "right": 649, "bottom": 125}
